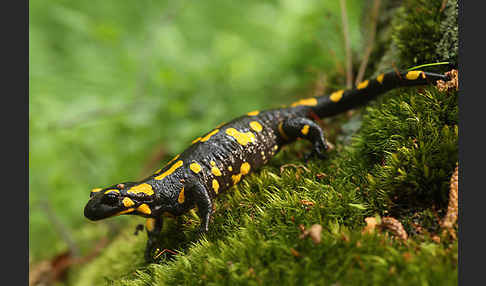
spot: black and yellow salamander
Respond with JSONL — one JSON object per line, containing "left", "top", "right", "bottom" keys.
{"left": 84, "top": 70, "right": 449, "bottom": 260}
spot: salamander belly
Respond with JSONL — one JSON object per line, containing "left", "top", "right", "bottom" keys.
{"left": 179, "top": 112, "right": 282, "bottom": 197}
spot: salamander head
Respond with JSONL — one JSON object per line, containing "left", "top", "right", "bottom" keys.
{"left": 84, "top": 182, "right": 156, "bottom": 221}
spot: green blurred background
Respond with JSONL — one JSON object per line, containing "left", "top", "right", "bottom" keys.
{"left": 29, "top": 0, "right": 364, "bottom": 264}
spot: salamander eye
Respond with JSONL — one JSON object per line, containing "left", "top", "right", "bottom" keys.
{"left": 102, "top": 192, "right": 119, "bottom": 206}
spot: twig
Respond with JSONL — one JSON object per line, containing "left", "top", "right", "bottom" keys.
{"left": 362, "top": 216, "right": 408, "bottom": 242}
{"left": 153, "top": 248, "right": 178, "bottom": 259}
{"left": 29, "top": 238, "right": 108, "bottom": 286}
{"left": 340, "top": 0, "right": 353, "bottom": 89}
{"left": 440, "top": 0, "right": 448, "bottom": 13}
{"left": 391, "top": 62, "right": 401, "bottom": 79}
{"left": 280, "top": 164, "right": 311, "bottom": 175}
{"left": 355, "top": 0, "right": 381, "bottom": 86}
{"left": 436, "top": 69, "right": 459, "bottom": 92}
{"left": 38, "top": 200, "right": 80, "bottom": 258}
{"left": 381, "top": 217, "right": 408, "bottom": 242}
{"left": 441, "top": 164, "right": 458, "bottom": 238}
{"left": 407, "top": 62, "right": 450, "bottom": 71}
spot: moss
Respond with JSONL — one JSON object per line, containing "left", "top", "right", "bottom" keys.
{"left": 71, "top": 82, "right": 458, "bottom": 285}
{"left": 392, "top": 0, "right": 451, "bottom": 67}
{"left": 350, "top": 87, "right": 458, "bottom": 230}
{"left": 435, "top": 0, "right": 459, "bottom": 66}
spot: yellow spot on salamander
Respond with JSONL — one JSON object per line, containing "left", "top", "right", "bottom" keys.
{"left": 228, "top": 166, "right": 233, "bottom": 171}
{"left": 357, "top": 80, "right": 369, "bottom": 90}
{"left": 278, "top": 122, "right": 289, "bottom": 140}
{"left": 91, "top": 188, "right": 102, "bottom": 193}
{"left": 192, "top": 137, "right": 202, "bottom": 144}
{"left": 376, "top": 73, "right": 385, "bottom": 84}
{"left": 200, "top": 129, "right": 219, "bottom": 142}
{"left": 114, "top": 208, "right": 135, "bottom": 216}
{"left": 225, "top": 128, "right": 256, "bottom": 146}
{"left": 155, "top": 160, "right": 184, "bottom": 180}
{"left": 230, "top": 162, "right": 251, "bottom": 185}
{"left": 215, "top": 122, "right": 226, "bottom": 128}
{"left": 232, "top": 174, "right": 242, "bottom": 184}
{"left": 210, "top": 161, "right": 216, "bottom": 166}
{"left": 146, "top": 218, "right": 156, "bottom": 232}
{"left": 167, "top": 154, "right": 180, "bottom": 165}
{"left": 211, "top": 166, "right": 222, "bottom": 176}
{"left": 240, "top": 162, "right": 251, "bottom": 175}
{"left": 127, "top": 183, "right": 154, "bottom": 196}
{"left": 405, "top": 70, "right": 426, "bottom": 80}
{"left": 290, "top": 97, "right": 318, "bottom": 107}
{"left": 104, "top": 189, "right": 119, "bottom": 194}
{"left": 178, "top": 187, "right": 185, "bottom": 204}
{"left": 247, "top": 110, "right": 260, "bottom": 116}
{"left": 329, "top": 90, "right": 344, "bottom": 102}
{"left": 301, "top": 125, "right": 310, "bottom": 136}
{"left": 137, "top": 204, "right": 152, "bottom": 215}
{"left": 190, "top": 162, "right": 202, "bottom": 173}
{"left": 212, "top": 179, "right": 219, "bottom": 194}
{"left": 122, "top": 197, "right": 135, "bottom": 208}
{"left": 249, "top": 121, "right": 263, "bottom": 132}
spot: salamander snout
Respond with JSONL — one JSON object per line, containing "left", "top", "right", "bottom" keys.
{"left": 84, "top": 191, "right": 122, "bottom": 220}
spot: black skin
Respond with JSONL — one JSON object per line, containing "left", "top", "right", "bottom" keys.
{"left": 84, "top": 70, "right": 449, "bottom": 261}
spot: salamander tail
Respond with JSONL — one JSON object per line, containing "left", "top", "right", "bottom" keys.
{"left": 308, "top": 70, "right": 449, "bottom": 118}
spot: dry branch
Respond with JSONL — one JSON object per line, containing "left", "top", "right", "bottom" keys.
{"left": 355, "top": 0, "right": 381, "bottom": 85}
{"left": 340, "top": 0, "right": 353, "bottom": 88}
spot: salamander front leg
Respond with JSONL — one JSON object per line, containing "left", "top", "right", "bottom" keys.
{"left": 280, "top": 117, "right": 329, "bottom": 161}
{"left": 185, "top": 179, "right": 213, "bottom": 235}
{"left": 144, "top": 217, "right": 163, "bottom": 262}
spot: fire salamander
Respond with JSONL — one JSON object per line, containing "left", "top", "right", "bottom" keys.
{"left": 84, "top": 70, "right": 449, "bottom": 261}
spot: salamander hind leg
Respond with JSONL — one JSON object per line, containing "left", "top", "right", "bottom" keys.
{"left": 280, "top": 117, "right": 329, "bottom": 161}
